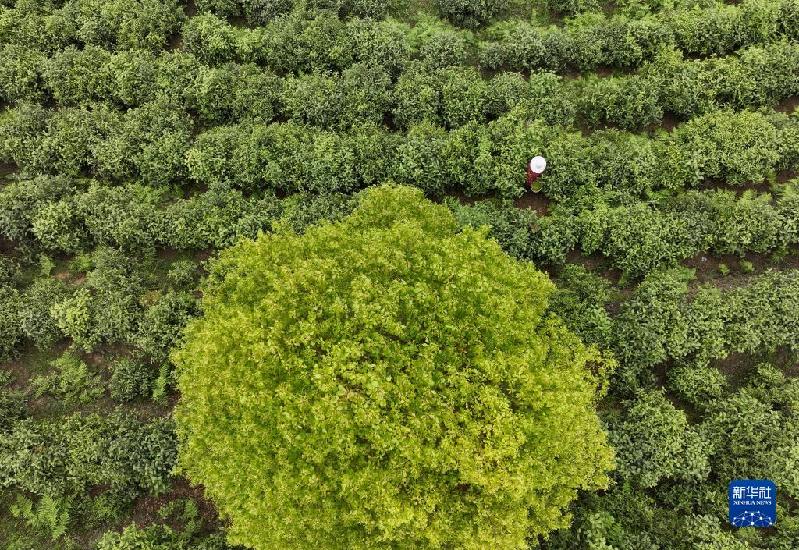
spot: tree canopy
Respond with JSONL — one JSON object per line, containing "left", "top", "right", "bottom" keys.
{"left": 173, "top": 185, "right": 614, "bottom": 549}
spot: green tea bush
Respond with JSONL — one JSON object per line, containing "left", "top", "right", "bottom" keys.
{"left": 0, "top": 3, "right": 75, "bottom": 53}
{"left": 174, "top": 185, "right": 613, "bottom": 549}
{"left": 135, "top": 291, "right": 197, "bottom": 363}
{"left": 613, "top": 268, "right": 799, "bottom": 389}
{"left": 163, "top": 189, "right": 280, "bottom": 249}
{"left": 0, "top": 176, "right": 78, "bottom": 243}
{"left": 701, "top": 388, "right": 799, "bottom": 499}
{"left": 31, "top": 352, "right": 104, "bottom": 406}
{"left": 19, "top": 278, "right": 71, "bottom": 350}
{"left": 51, "top": 248, "right": 147, "bottom": 351}
{"left": 516, "top": 72, "right": 577, "bottom": 126}
{"left": 447, "top": 197, "right": 538, "bottom": 260}
{"left": 181, "top": 14, "right": 241, "bottom": 66}
{"left": 42, "top": 45, "right": 112, "bottom": 106}
{"left": 550, "top": 264, "right": 615, "bottom": 349}
{"left": 32, "top": 196, "right": 89, "bottom": 253}
{"left": 667, "top": 362, "right": 727, "bottom": 407}
{"left": 608, "top": 390, "right": 709, "bottom": 488}
{"left": 101, "top": 49, "right": 160, "bottom": 107}
{"left": 439, "top": 66, "right": 489, "bottom": 128}
{"left": 613, "top": 267, "right": 693, "bottom": 384}
{"left": 282, "top": 64, "right": 392, "bottom": 130}
{"left": 669, "top": 109, "right": 780, "bottom": 186}
{"left": 578, "top": 203, "right": 706, "bottom": 278}
{"left": 192, "top": 63, "right": 281, "bottom": 124}
{"left": 542, "top": 0, "right": 600, "bottom": 17}
{"left": 413, "top": 21, "right": 471, "bottom": 69}
{"left": 0, "top": 44, "right": 46, "bottom": 103}
{"left": 0, "top": 285, "right": 23, "bottom": 361}
{"left": 479, "top": 0, "right": 799, "bottom": 73}
{"left": 0, "top": 386, "right": 25, "bottom": 432}
{"left": 109, "top": 358, "right": 155, "bottom": 402}
{"left": 63, "top": 0, "right": 184, "bottom": 51}
{"left": 275, "top": 192, "right": 359, "bottom": 234}
{"left": 165, "top": 260, "right": 200, "bottom": 290}
{"left": 392, "top": 63, "right": 445, "bottom": 128}
{"left": 75, "top": 183, "right": 166, "bottom": 251}
{"left": 575, "top": 74, "right": 663, "bottom": 130}
{"left": 673, "top": 190, "right": 784, "bottom": 255}
{"left": 183, "top": 14, "right": 413, "bottom": 75}
{"left": 434, "top": 0, "right": 509, "bottom": 28}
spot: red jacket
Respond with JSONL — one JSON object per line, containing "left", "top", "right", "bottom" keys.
{"left": 526, "top": 166, "right": 541, "bottom": 188}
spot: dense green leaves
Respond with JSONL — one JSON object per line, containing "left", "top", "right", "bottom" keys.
{"left": 174, "top": 186, "right": 613, "bottom": 549}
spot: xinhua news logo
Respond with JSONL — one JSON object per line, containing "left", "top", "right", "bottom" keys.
{"left": 729, "top": 480, "right": 776, "bottom": 527}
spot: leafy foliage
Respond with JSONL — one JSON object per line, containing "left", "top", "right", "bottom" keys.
{"left": 174, "top": 186, "right": 613, "bottom": 549}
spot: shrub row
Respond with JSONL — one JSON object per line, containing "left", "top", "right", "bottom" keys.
{"left": 4, "top": 40, "right": 796, "bottom": 134}
{"left": 178, "top": 0, "right": 799, "bottom": 75}
{"left": 0, "top": 245, "right": 198, "bottom": 358}
{"left": 0, "top": 0, "right": 184, "bottom": 53}
{"left": 0, "top": 411, "right": 176, "bottom": 497}
{"left": 481, "top": 0, "right": 799, "bottom": 72}
{"left": 614, "top": 268, "right": 799, "bottom": 385}
{"left": 0, "top": 101, "right": 192, "bottom": 185}
{"left": 3, "top": 107, "right": 798, "bottom": 199}
{"left": 195, "top": 0, "right": 394, "bottom": 23}
{"left": 183, "top": 109, "right": 799, "bottom": 198}
{"left": 452, "top": 181, "right": 799, "bottom": 277}
{"left": 556, "top": 365, "right": 799, "bottom": 548}
{"left": 397, "top": 41, "right": 799, "bottom": 129}
{"left": 2, "top": 177, "right": 796, "bottom": 294}
{"left": 182, "top": 12, "right": 411, "bottom": 74}
{"left": 0, "top": 178, "right": 356, "bottom": 254}
{"left": 544, "top": 0, "right": 718, "bottom": 18}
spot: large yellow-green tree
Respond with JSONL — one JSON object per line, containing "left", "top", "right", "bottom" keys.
{"left": 174, "top": 185, "right": 614, "bottom": 549}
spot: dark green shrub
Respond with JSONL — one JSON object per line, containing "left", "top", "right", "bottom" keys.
{"left": 275, "top": 192, "right": 359, "bottom": 234}
{"left": 0, "top": 372, "right": 25, "bottom": 432}
{"left": 102, "top": 49, "right": 160, "bottom": 107}
{"left": 19, "top": 278, "right": 71, "bottom": 350}
{"left": 439, "top": 66, "right": 488, "bottom": 128}
{"left": 0, "top": 285, "right": 22, "bottom": 361}
{"left": 550, "top": 264, "right": 614, "bottom": 349}
{"left": 434, "top": 0, "right": 509, "bottom": 28}
{"left": 51, "top": 248, "right": 147, "bottom": 351}
{"left": 392, "top": 64, "right": 444, "bottom": 129}
{"left": 75, "top": 183, "right": 166, "bottom": 251}
{"left": 0, "top": 412, "right": 177, "bottom": 496}
{"left": 31, "top": 352, "right": 104, "bottom": 406}
{"left": 193, "top": 63, "right": 281, "bottom": 124}
{"left": 182, "top": 14, "right": 241, "bottom": 66}
{"left": 32, "top": 196, "right": 89, "bottom": 253}
{"left": 417, "top": 27, "right": 470, "bottom": 68}
{"left": 0, "top": 176, "right": 77, "bottom": 243}
{"left": 609, "top": 390, "right": 709, "bottom": 488}
{"left": 669, "top": 109, "right": 780, "bottom": 186}
{"left": 484, "top": 72, "right": 529, "bottom": 119}
{"left": 166, "top": 260, "right": 199, "bottom": 290}
{"left": 447, "top": 197, "right": 538, "bottom": 260}
{"left": 109, "top": 358, "right": 155, "bottom": 402}
{"left": 542, "top": 0, "right": 600, "bottom": 16}
{"left": 0, "top": 44, "right": 46, "bottom": 103}
{"left": 64, "top": 0, "right": 184, "bottom": 51}
{"left": 41, "top": 45, "right": 112, "bottom": 106}
{"left": 135, "top": 291, "right": 197, "bottom": 363}
{"left": 667, "top": 362, "right": 727, "bottom": 407}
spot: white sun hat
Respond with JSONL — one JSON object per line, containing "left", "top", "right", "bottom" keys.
{"left": 529, "top": 156, "right": 547, "bottom": 174}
